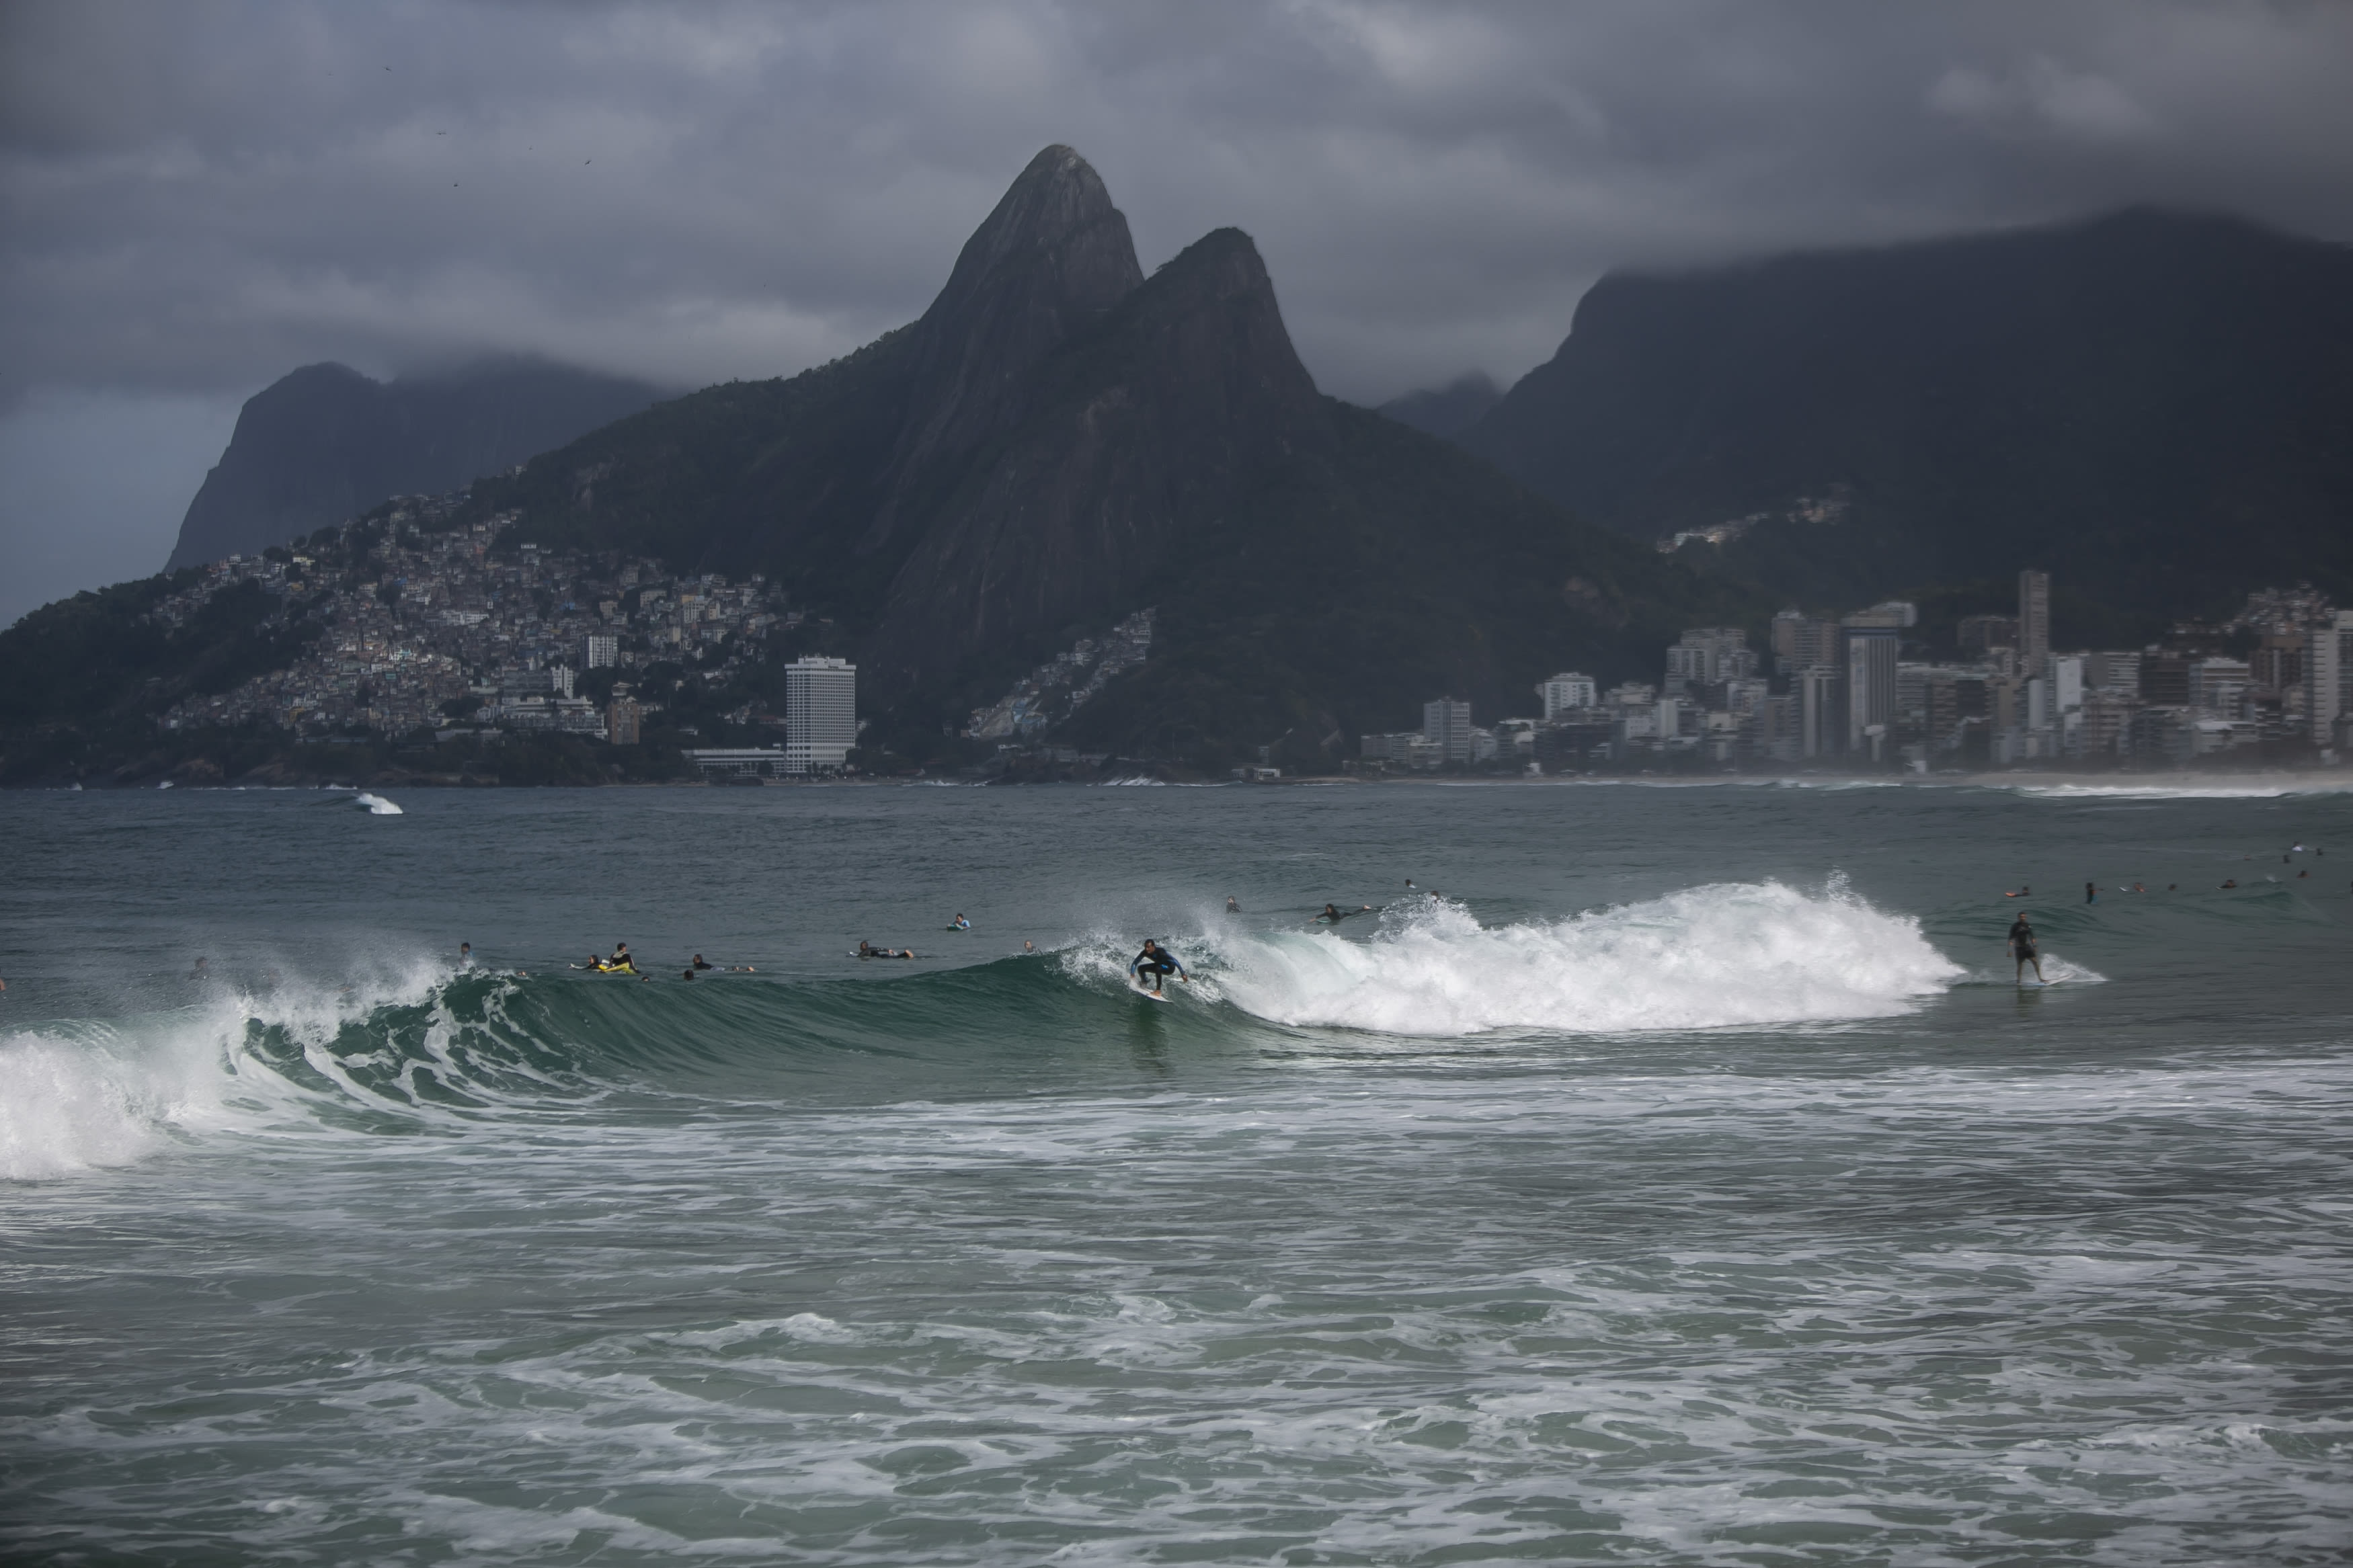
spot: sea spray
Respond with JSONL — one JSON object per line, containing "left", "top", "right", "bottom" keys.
{"left": 0, "top": 958, "right": 481, "bottom": 1181}
{"left": 1146, "top": 881, "right": 1963, "bottom": 1036}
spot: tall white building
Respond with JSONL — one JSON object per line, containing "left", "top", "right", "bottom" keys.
{"left": 1537, "top": 672, "right": 1597, "bottom": 720}
{"left": 2305, "top": 611, "right": 2353, "bottom": 741}
{"left": 785, "top": 656, "right": 857, "bottom": 774}
{"left": 1423, "top": 697, "right": 1472, "bottom": 764}
{"left": 583, "top": 634, "right": 619, "bottom": 669}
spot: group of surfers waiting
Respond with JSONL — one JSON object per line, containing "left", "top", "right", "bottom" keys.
{"left": 575, "top": 943, "right": 754, "bottom": 981}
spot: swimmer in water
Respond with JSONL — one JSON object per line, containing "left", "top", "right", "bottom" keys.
{"left": 459, "top": 941, "right": 472, "bottom": 966}
{"left": 690, "top": 954, "right": 713, "bottom": 971}
{"left": 949, "top": 913, "right": 971, "bottom": 931}
{"left": 2085, "top": 881, "right": 2098, "bottom": 905}
{"left": 1316, "top": 903, "right": 1373, "bottom": 925}
{"left": 1226, "top": 895, "right": 1240, "bottom": 913}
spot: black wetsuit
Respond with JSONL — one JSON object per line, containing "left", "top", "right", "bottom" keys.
{"left": 1130, "top": 947, "right": 1183, "bottom": 987}
{"left": 2007, "top": 920, "right": 2037, "bottom": 960}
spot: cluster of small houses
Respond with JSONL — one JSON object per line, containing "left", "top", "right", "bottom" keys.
{"left": 155, "top": 493, "right": 793, "bottom": 745}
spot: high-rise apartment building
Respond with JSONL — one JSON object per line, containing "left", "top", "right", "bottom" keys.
{"left": 2303, "top": 611, "right": 2353, "bottom": 742}
{"left": 1839, "top": 612, "right": 1903, "bottom": 754}
{"left": 1796, "top": 665, "right": 1842, "bottom": 759}
{"left": 1771, "top": 611, "right": 1841, "bottom": 675}
{"left": 785, "top": 656, "right": 857, "bottom": 774}
{"left": 583, "top": 634, "right": 619, "bottom": 669}
{"left": 607, "top": 695, "right": 641, "bottom": 746}
{"left": 1423, "top": 698, "right": 1473, "bottom": 764}
{"left": 1537, "top": 673, "right": 1597, "bottom": 720}
{"left": 2085, "top": 650, "right": 2142, "bottom": 694}
{"left": 2018, "top": 569, "right": 2050, "bottom": 675}
{"left": 1665, "top": 628, "right": 1757, "bottom": 690}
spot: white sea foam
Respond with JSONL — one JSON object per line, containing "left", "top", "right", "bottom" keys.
{"left": 353, "top": 792, "right": 403, "bottom": 815}
{"left": 1068, "top": 881, "right": 1962, "bottom": 1037}
{"left": 2007, "top": 778, "right": 2353, "bottom": 800}
{"left": 0, "top": 960, "right": 459, "bottom": 1182}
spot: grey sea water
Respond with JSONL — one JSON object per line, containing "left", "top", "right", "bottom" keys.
{"left": 3, "top": 780, "right": 2350, "bottom": 1565}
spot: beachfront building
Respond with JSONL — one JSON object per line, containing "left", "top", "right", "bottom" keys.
{"left": 785, "top": 656, "right": 858, "bottom": 774}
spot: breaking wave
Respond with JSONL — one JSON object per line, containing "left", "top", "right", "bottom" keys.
{"left": 5, "top": 880, "right": 1973, "bottom": 1182}
{"left": 1064, "top": 880, "right": 1962, "bottom": 1036}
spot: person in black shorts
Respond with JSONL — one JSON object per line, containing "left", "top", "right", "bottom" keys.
{"left": 2007, "top": 914, "right": 2044, "bottom": 984}
{"left": 1129, "top": 940, "right": 1187, "bottom": 995}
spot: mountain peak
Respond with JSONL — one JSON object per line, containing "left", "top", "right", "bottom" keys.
{"left": 868, "top": 146, "right": 1145, "bottom": 546}
{"left": 928, "top": 146, "right": 1133, "bottom": 320}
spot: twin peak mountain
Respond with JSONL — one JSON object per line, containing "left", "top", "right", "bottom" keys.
{"left": 475, "top": 145, "right": 1696, "bottom": 762}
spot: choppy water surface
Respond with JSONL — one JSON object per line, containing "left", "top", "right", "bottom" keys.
{"left": 4, "top": 781, "right": 2351, "bottom": 1564}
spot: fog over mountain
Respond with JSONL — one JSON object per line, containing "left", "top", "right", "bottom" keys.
{"left": 5, "top": 1, "right": 2353, "bottom": 624}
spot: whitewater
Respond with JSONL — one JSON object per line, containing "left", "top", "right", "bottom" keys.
{"left": 4, "top": 782, "right": 2350, "bottom": 1565}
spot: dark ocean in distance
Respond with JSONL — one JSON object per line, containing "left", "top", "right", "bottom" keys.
{"left": 4, "top": 779, "right": 2351, "bottom": 1565}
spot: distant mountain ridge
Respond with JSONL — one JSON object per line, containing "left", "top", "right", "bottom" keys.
{"left": 471, "top": 145, "right": 1732, "bottom": 765}
{"left": 166, "top": 359, "right": 662, "bottom": 569}
{"left": 1456, "top": 208, "right": 2353, "bottom": 618}
{"left": 1378, "top": 372, "right": 1500, "bottom": 440}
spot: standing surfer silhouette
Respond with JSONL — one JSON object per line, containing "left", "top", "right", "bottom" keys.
{"left": 2007, "top": 914, "right": 2044, "bottom": 984}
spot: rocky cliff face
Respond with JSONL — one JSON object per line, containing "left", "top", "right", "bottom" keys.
{"left": 1457, "top": 209, "right": 2353, "bottom": 616}
{"left": 868, "top": 226, "right": 1323, "bottom": 690}
{"left": 167, "top": 360, "right": 661, "bottom": 569}
{"left": 867, "top": 145, "right": 1146, "bottom": 552}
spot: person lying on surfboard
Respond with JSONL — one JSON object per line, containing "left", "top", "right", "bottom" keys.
{"left": 856, "top": 941, "right": 915, "bottom": 960}
{"left": 1129, "top": 939, "right": 1188, "bottom": 995}
{"left": 1316, "top": 903, "right": 1373, "bottom": 925}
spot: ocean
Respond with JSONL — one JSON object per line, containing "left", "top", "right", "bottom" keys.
{"left": 4, "top": 779, "right": 2350, "bottom": 1565}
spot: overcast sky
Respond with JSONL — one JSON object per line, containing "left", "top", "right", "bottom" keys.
{"left": 5, "top": 0, "right": 2352, "bottom": 625}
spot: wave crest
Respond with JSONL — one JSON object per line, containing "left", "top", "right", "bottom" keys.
{"left": 1195, "top": 882, "right": 1960, "bottom": 1036}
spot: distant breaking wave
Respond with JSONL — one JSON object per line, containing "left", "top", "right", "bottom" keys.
{"left": 1066, "top": 880, "right": 1962, "bottom": 1036}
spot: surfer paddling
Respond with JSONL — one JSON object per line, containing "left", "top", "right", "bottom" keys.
{"left": 577, "top": 942, "right": 642, "bottom": 976}
{"left": 1316, "top": 903, "right": 1373, "bottom": 925}
{"left": 2006, "top": 914, "right": 2045, "bottom": 985}
{"left": 1129, "top": 939, "right": 1188, "bottom": 996}
{"left": 857, "top": 941, "right": 915, "bottom": 960}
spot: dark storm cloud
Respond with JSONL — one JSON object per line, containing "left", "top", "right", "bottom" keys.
{"left": 6, "top": 0, "right": 2352, "bottom": 410}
